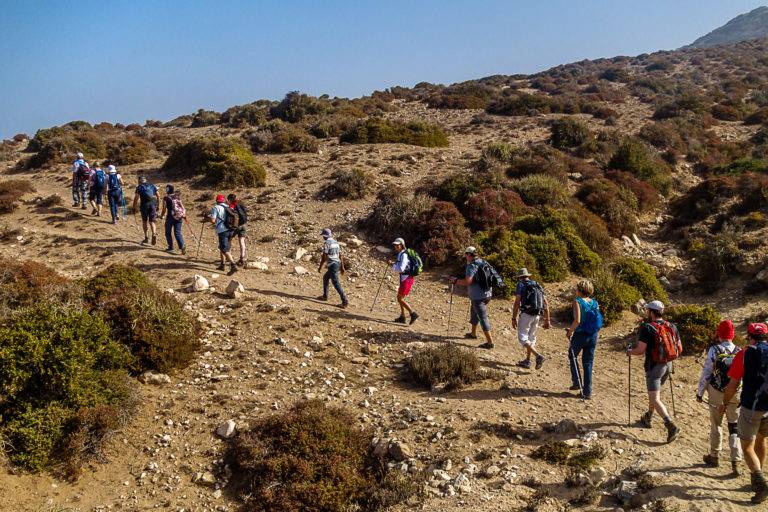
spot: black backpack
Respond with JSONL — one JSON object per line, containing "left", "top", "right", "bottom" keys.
{"left": 475, "top": 259, "right": 506, "bottom": 291}
{"left": 223, "top": 205, "right": 240, "bottom": 230}
{"left": 708, "top": 344, "right": 738, "bottom": 392}
{"left": 520, "top": 279, "right": 545, "bottom": 316}
{"left": 234, "top": 203, "right": 248, "bottom": 225}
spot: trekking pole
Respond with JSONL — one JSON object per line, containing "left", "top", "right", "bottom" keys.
{"left": 446, "top": 283, "right": 455, "bottom": 337}
{"left": 568, "top": 344, "right": 584, "bottom": 399}
{"left": 627, "top": 349, "right": 632, "bottom": 427}
{"left": 184, "top": 217, "right": 199, "bottom": 243}
{"left": 369, "top": 266, "right": 388, "bottom": 313}
{"left": 669, "top": 363, "right": 677, "bottom": 418}
{"left": 195, "top": 220, "right": 206, "bottom": 259}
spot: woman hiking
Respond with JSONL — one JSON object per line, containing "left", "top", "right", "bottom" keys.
{"left": 159, "top": 184, "right": 186, "bottom": 254}
{"left": 565, "top": 279, "right": 603, "bottom": 400}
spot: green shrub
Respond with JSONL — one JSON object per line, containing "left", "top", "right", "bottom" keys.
{"left": 81, "top": 264, "right": 152, "bottom": 305}
{"left": 486, "top": 93, "right": 551, "bottom": 116}
{"left": 564, "top": 232, "right": 602, "bottom": 276}
{"left": 430, "top": 171, "right": 506, "bottom": 208}
{"left": 577, "top": 178, "right": 638, "bottom": 236}
{"left": 608, "top": 138, "right": 672, "bottom": 194}
{"left": 745, "top": 107, "right": 768, "bottom": 125}
{"left": 246, "top": 122, "right": 319, "bottom": 154}
{"left": 550, "top": 117, "right": 594, "bottom": 149}
{"left": 505, "top": 144, "right": 569, "bottom": 181}
{"left": 105, "top": 134, "right": 154, "bottom": 165}
{"left": 531, "top": 441, "right": 572, "bottom": 465}
{"left": 220, "top": 102, "right": 269, "bottom": 127}
{"left": 612, "top": 258, "right": 669, "bottom": 303}
{"left": 407, "top": 344, "right": 482, "bottom": 390}
{"left": 270, "top": 91, "right": 331, "bottom": 123}
{"left": 321, "top": 169, "right": 374, "bottom": 200}
{"left": 160, "top": 137, "right": 266, "bottom": 187}
{"left": 592, "top": 268, "right": 642, "bottom": 325}
{"left": 482, "top": 142, "right": 515, "bottom": 162}
{"left": 340, "top": 118, "right": 449, "bottom": 147}
{"left": 665, "top": 304, "right": 721, "bottom": 354}
{"left": 190, "top": 109, "right": 221, "bottom": 127}
{"left": 714, "top": 158, "right": 768, "bottom": 175}
{"left": 605, "top": 170, "right": 662, "bottom": 212}
{"left": 475, "top": 228, "right": 538, "bottom": 298}
{"left": 565, "top": 204, "right": 614, "bottom": 257}
{"left": 688, "top": 233, "right": 741, "bottom": 294}
{"left": 511, "top": 174, "right": 569, "bottom": 207}
{"left": 525, "top": 235, "right": 569, "bottom": 282}
{"left": 25, "top": 125, "right": 108, "bottom": 169}
{"left": 310, "top": 114, "right": 359, "bottom": 138}
{"left": 360, "top": 185, "right": 434, "bottom": 246}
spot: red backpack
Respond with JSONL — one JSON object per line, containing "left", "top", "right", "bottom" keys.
{"left": 648, "top": 320, "right": 683, "bottom": 363}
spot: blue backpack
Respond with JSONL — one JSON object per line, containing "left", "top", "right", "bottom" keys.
{"left": 93, "top": 169, "right": 106, "bottom": 189}
{"left": 577, "top": 298, "right": 603, "bottom": 335}
{"left": 108, "top": 174, "right": 122, "bottom": 194}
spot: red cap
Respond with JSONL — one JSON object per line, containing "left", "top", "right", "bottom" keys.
{"left": 716, "top": 320, "right": 734, "bottom": 341}
{"left": 747, "top": 323, "right": 768, "bottom": 336}
{"left": 215, "top": 194, "right": 225, "bottom": 203}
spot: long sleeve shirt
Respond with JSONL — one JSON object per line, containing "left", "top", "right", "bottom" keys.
{"left": 392, "top": 250, "right": 410, "bottom": 282}
{"left": 697, "top": 340, "right": 736, "bottom": 396}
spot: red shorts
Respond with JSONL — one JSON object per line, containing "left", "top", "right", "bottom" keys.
{"left": 398, "top": 276, "right": 414, "bottom": 297}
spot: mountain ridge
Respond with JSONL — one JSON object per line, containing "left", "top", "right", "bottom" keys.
{"left": 684, "top": 5, "right": 768, "bottom": 49}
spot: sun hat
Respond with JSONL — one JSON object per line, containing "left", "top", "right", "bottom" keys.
{"left": 514, "top": 268, "right": 532, "bottom": 278}
{"left": 464, "top": 246, "right": 478, "bottom": 255}
{"left": 107, "top": 165, "right": 117, "bottom": 174}
{"left": 138, "top": 175, "right": 147, "bottom": 183}
{"left": 76, "top": 152, "right": 84, "bottom": 159}
{"left": 321, "top": 228, "right": 333, "bottom": 238}
{"left": 644, "top": 300, "right": 665, "bottom": 312}
{"left": 215, "top": 194, "right": 226, "bottom": 203}
{"left": 748, "top": 322, "right": 768, "bottom": 336}
{"left": 716, "top": 320, "right": 735, "bottom": 341}
{"left": 392, "top": 237, "right": 405, "bottom": 246}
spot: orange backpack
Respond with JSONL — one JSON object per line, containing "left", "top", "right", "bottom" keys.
{"left": 649, "top": 320, "right": 683, "bottom": 363}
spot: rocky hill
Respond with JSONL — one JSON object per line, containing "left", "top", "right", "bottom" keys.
{"left": 685, "top": 6, "right": 768, "bottom": 48}
{"left": 3, "top": 37, "right": 768, "bottom": 512}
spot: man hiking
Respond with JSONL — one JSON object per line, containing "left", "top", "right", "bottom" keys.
{"left": 316, "top": 228, "right": 349, "bottom": 309}
{"left": 387, "top": 238, "right": 419, "bottom": 325}
{"left": 696, "top": 319, "right": 742, "bottom": 475}
{"left": 209, "top": 194, "right": 238, "bottom": 275}
{"left": 626, "top": 300, "right": 681, "bottom": 444}
{"left": 106, "top": 165, "right": 124, "bottom": 224}
{"left": 88, "top": 162, "right": 106, "bottom": 216}
{"left": 71, "top": 152, "right": 90, "bottom": 208}
{"left": 132, "top": 175, "right": 160, "bottom": 245}
{"left": 227, "top": 193, "right": 248, "bottom": 266}
{"left": 511, "top": 268, "right": 550, "bottom": 369}
{"left": 720, "top": 322, "right": 768, "bottom": 503}
{"left": 449, "top": 247, "right": 495, "bottom": 349}
{"left": 158, "top": 184, "right": 186, "bottom": 254}
{"left": 565, "top": 279, "right": 602, "bottom": 400}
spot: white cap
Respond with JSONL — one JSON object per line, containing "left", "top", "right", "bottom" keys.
{"left": 76, "top": 152, "right": 84, "bottom": 159}
{"left": 465, "top": 246, "right": 478, "bottom": 255}
{"left": 392, "top": 238, "right": 405, "bottom": 246}
{"left": 644, "top": 300, "right": 665, "bottom": 312}
{"left": 107, "top": 165, "right": 117, "bottom": 174}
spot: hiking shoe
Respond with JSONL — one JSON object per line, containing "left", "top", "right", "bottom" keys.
{"left": 582, "top": 394, "right": 592, "bottom": 400}
{"left": 340, "top": 302, "right": 349, "bottom": 309}
{"left": 731, "top": 461, "right": 740, "bottom": 476}
{"left": 752, "top": 472, "right": 768, "bottom": 504}
{"left": 72, "top": 202, "right": 80, "bottom": 207}
{"left": 165, "top": 248, "right": 175, "bottom": 254}
{"left": 81, "top": 204, "right": 87, "bottom": 210}
{"left": 479, "top": 342, "right": 495, "bottom": 349}
{"left": 464, "top": 333, "right": 478, "bottom": 340}
{"left": 216, "top": 263, "right": 226, "bottom": 272}
{"left": 237, "top": 258, "right": 246, "bottom": 267}
{"left": 703, "top": 454, "right": 719, "bottom": 467}
{"left": 569, "top": 385, "right": 581, "bottom": 391}
{"left": 535, "top": 355, "right": 545, "bottom": 370}
{"left": 639, "top": 411, "right": 653, "bottom": 429}
{"left": 665, "top": 422, "right": 680, "bottom": 443}
{"left": 394, "top": 316, "right": 407, "bottom": 324}
{"left": 516, "top": 359, "right": 531, "bottom": 369}
{"left": 227, "top": 264, "right": 238, "bottom": 276}
{"left": 409, "top": 311, "right": 419, "bottom": 325}
{"left": 141, "top": 237, "right": 149, "bottom": 244}
{"left": 91, "top": 208, "right": 97, "bottom": 215}
{"left": 151, "top": 234, "right": 157, "bottom": 246}
{"left": 181, "top": 246, "right": 186, "bottom": 255}
{"left": 316, "top": 295, "right": 328, "bottom": 301}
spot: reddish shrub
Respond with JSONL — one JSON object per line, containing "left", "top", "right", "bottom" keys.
{"left": 605, "top": 170, "right": 661, "bottom": 211}
{"left": 417, "top": 201, "right": 471, "bottom": 266}
{"left": 463, "top": 189, "right": 530, "bottom": 230}
{"left": 745, "top": 107, "right": 768, "bottom": 126}
{"left": 576, "top": 178, "right": 638, "bottom": 236}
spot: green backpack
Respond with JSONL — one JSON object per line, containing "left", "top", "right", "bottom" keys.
{"left": 405, "top": 248, "right": 423, "bottom": 276}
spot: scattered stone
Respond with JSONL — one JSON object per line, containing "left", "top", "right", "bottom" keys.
{"left": 138, "top": 372, "right": 171, "bottom": 385}
{"left": 294, "top": 247, "right": 308, "bottom": 260}
{"left": 225, "top": 280, "right": 245, "bottom": 298}
{"left": 194, "top": 471, "right": 216, "bottom": 486}
{"left": 552, "top": 418, "right": 579, "bottom": 435}
{"left": 192, "top": 275, "right": 209, "bottom": 292}
{"left": 631, "top": 234, "right": 642, "bottom": 247}
{"left": 589, "top": 466, "right": 608, "bottom": 485}
{"left": 293, "top": 266, "right": 309, "bottom": 275}
{"left": 388, "top": 441, "right": 413, "bottom": 462}
{"left": 484, "top": 465, "right": 501, "bottom": 478}
{"left": 245, "top": 261, "right": 268, "bottom": 270}
{"left": 375, "top": 246, "right": 391, "bottom": 254}
{"left": 614, "top": 480, "right": 639, "bottom": 505}
{"left": 216, "top": 419, "right": 237, "bottom": 439}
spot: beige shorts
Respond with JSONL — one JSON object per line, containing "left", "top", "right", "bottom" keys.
{"left": 737, "top": 407, "right": 768, "bottom": 440}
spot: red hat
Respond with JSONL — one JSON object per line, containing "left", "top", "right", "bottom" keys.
{"left": 747, "top": 323, "right": 768, "bottom": 336}
{"left": 215, "top": 194, "right": 226, "bottom": 203}
{"left": 716, "top": 320, "right": 735, "bottom": 341}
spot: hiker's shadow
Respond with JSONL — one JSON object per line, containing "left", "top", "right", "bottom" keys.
{"left": 304, "top": 307, "right": 411, "bottom": 328}
{"left": 349, "top": 329, "right": 446, "bottom": 345}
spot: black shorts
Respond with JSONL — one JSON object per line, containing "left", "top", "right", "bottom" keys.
{"left": 89, "top": 188, "right": 103, "bottom": 204}
{"left": 140, "top": 202, "right": 157, "bottom": 222}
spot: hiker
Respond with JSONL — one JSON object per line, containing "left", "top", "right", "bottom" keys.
{"left": 88, "top": 162, "right": 106, "bottom": 216}
{"left": 158, "top": 185, "right": 186, "bottom": 254}
{"left": 565, "top": 279, "right": 603, "bottom": 400}
{"left": 387, "top": 238, "right": 419, "bottom": 325}
{"left": 227, "top": 193, "right": 248, "bottom": 266}
{"left": 449, "top": 246, "right": 496, "bottom": 349}
{"left": 209, "top": 194, "right": 238, "bottom": 275}
{"left": 132, "top": 176, "right": 160, "bottom": 245}
{"left": 511, "top": 268, "right": 550, "bottom": 369}
{"left": 71, "top": 152, "right": 90, "bottom": 208}
{"left": 316, "top": 228, "right": 349, "bottom": 309}
{"left": 106, "top": 165, "right": 124, "bottom": 224}
{"left": 720, "top": 322, "right": 768, "bottom": 503}
{"left": 696, "top": 319, "right": 742, "bottom": 474}
{"left": 626, "top": 301, "right": 681, "bottom": 444}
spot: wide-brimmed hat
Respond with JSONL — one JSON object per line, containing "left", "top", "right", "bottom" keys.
{"left": 644, "top": 300, "right": 665, "bottom": 312}
{"left": 107, "top": 165, "right": 117, "bottom": 174}
{"left": 392, "top": 237, "right": 405, "bottom": 246}
{"left": 514, "top": 268, "right": 532, "bottom": 278}
{"left": 321, "top": 228, "right": 333, "bottom": 238}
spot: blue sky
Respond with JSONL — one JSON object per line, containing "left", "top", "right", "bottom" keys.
{"left": 0, "top": 0, "right": 764, "bottom": 138}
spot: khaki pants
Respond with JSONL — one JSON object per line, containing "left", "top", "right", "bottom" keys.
{"left": 706, "top": 384, "right": 742, "bottom": 461}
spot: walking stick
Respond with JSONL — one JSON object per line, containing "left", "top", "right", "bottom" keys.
{"left": 627, "top": 353, "right": 632, "bottom": 427}
{"left": 669, "top": 364, "right": 677, "bottom": 418}
{"left": 195, "top": 220, "right": 206, "bottom": 259}
{"left": 184, "top": 217, "right": 199, "bottom": 243}
{"left": 569, "top": 345, "right": 584, "bottom": 399}
{"left": 446, "top": 283, "right": 455, "bottom": 337}
{"left": 370, "top": 266, "right": 388, "bottom": 313}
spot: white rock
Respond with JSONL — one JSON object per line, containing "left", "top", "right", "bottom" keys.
{"left": 216, "top": 419, "right": 237, "bottom": 439}
{"left": 294, "top": 247, "right": 308, "bottom": 260}
{"left": 192, "top": 275, "right": 209, "bottom": 292}
{"left": 294, "top": 266, "right": 309, "bottom": 275}
{"left": 631, "top": 233, "right": 642, "bottom": 247}
{"left": 347, "top": 237, "right": 363, "bottom": 248}
{"left": 225, "top": 280, "right": 245, "bottom": 298}
{"left": 245, "top": 261, "right": 269, "bottom": 270}
{"left": 138, "top": 372, "right": 171, "bottom": 385}
{"left": 375, "top": 246, "right": 391, "bottom": 254}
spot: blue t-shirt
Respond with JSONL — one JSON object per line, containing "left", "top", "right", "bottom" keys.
{"left": 466, "top": 259, "right": 492, "bottom": 301}
{"left": 210, "top": 204, "right": 229, "bottom": 234}
{"left": 136, "top": 183, "right": 158, "bottom": 205}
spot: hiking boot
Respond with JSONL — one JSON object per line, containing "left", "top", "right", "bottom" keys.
{"left": 516, "top": 359, "right": 531, "bottom": 369}
{"left": 91, "top": 208, "right": 97, "bottom": 215}
{"left": 479, "top": 342, "right": 495, "bottom": 349}
{"left": 227, "top": 264, "right": 238, "bottom": 276}
{"left": 340, "top": 301, "right": 349, "bottom": 309}
{"left": 72, "top": 202, "right": 79, "bottom": 207}
{"left": 703, "top": 454, "right": 719, "bottom": 467}
{"left": 409, "top": 311, "right": 419, "bottom": 325}
{"left": 81, "top": 204, "right": 87, "bottom": 210}
{"left": 569, "top": 385, "right": 581, "bottom": 391}
{"left": 316, "top": 295, "right": 328, "bottom": 302}
{"left": 639, "top": 411, "right": 653, "bottom": 429}
{"left": 394, "top": 315, "right": 407, "bottom": 324}
{"left": 151, "top": 234, "right": 157, "bottom": 246}
{"left": 464, "top": 333, "right": 479, "bottom": 340}
{"left": 165, "top": 248, "right": 175, "bottom": 254}
{"left": 535, "top": 355, "right": 545, "bottom": 370}
{"left": 732, "top": 461, "right": 740, "bottom": 476}
{"left": 141, "top": 237, "right": 149, "bottom": 244}
{"left": 752, "top": 472, "right": 768, "bottom": 504}
{"left": 216, "top": 263, "right": 226, "bottom": 272}
{"left": 665, "top": 421, "right": 680, "bottom": 443}
{"left": 237, "top": 258, "right": 246, "bottom": 267}
{"left": 181, "top": 246, "right": 186, "bottom": 255}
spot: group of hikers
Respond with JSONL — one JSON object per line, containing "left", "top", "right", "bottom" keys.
{"left": 68, "top": 152, "right": 768, "bottom": 504}
{"left": 71, "top": 153, "right": 249, "bottom": 275}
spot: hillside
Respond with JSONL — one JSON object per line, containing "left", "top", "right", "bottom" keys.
{"left": 3, "top": 37, "right": 768, "bottom": 512}
{"left": 685, "top": 6, "right": 768, "bottom": 49}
